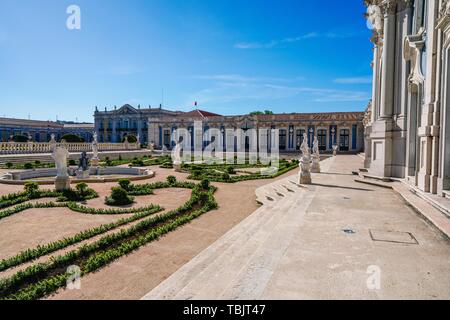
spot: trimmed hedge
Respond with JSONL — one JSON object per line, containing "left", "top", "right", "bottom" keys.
{"left": 0, "top": 205, "right": 163, "bottom": 273}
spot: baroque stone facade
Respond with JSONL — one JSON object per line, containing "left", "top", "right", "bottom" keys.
{"left": 364, "top": 0, "right": 450, "bottom": 197}
{"left": 95, "top": 104, "right": 365, "bottom": 153}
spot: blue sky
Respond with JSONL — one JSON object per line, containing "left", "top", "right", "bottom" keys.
{"left": 0, "top": 0, "right": 373, "bottom": 122}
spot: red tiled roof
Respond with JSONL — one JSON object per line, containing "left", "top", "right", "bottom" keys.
{"left": 180, "top": 109, "right": 222, "bottom": 118}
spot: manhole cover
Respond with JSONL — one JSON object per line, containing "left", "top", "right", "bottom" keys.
{"left": 342, "top": 228, "right": 356, "bottom": 234}
{"left": 369, "top": 229, "right": 419, "bottom": 245}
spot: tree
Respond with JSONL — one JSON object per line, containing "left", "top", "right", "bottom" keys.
{"left": 12, "top": 134, "right": 29, "bottom": 142}
{"left": 122, "top": 134, "right": 137, "bottom": 143}
{"left": 61, "top": 134, "right": 85, "bottom": 143}
{"left": 249, "top": 110, "right": 273, "bottom": 116}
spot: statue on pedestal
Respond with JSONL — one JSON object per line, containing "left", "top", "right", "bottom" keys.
{"left": 76, "top": 151, "right": 90, "bottom": 179}
{"left": 311, "top": 136, "right": 321, "bottom": 173}
{"left": 172, "top": 139, "right": 182, "bottom": 172}
{"left": 333, "top": 144, "right": 338, "bottom": 157}
{"left": 298, "top": 133, "right": 312, "bottom": 185}
{"left": 91, "top": 132, "right": 100, "bottom": 167}
{"left": 52, "top": 145, "right": 70, "bottom": 191}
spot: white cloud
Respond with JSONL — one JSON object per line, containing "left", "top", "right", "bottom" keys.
{"left": 191, "top": 74, "right": 304, "bottom": 83}
{"left": 234, "top": 31, "right": 359, "bottom": 50}
{"left": 187, "top": 81, "right": 370, "bottom": 105}
{"left": 333, "top": 76, "right": 373, "bottom": 84}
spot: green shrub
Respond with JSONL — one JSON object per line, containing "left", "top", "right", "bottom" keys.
{"left": 191, "top": 169, "right": 202, "bottom": 178}
{"left": 118, "top": 179, "right": 131, "bottom": 191}
{"left": 61, "top": 134, "right": 84, "bottom": 143}
{"left": 226, "top": 166, "right": 235, "bottom": 174}
{"left": 24, "top": 163, "right": 33, "bottom": 169}
{"left": 24, "top": 182, "right": 39, "bottom": 195}
{"left": 200, "top": 179, "right": 210, "bottom": 190}
{"left": 118, "top": 154, "right": 123, "bottom": 161}
{"left": 68, "top": 159, "right": 76, "bottom": 166}
{"left": 34, "top": 160, "right": 41, "bottom": 165}
{"left": 222, "top": 172, "right": 230, "bottom": 181}
{"left": 105, "top": 187, "right": 134, "bottom": 206}
{"left": 5, "top": 162, "right": 13, "bottom": 169}
{"left": 130, "top": 158, "right": 145, "bottom": 167}
{"left": 166, "top": 176, "right": 177, "bottom": 185}
{"left": 12, "top": 134, "right": 29, "bottom": 142}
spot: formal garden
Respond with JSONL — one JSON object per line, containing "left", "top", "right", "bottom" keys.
{"left": 0, "top": 150, "right": 303, "bottom": 300}
{"left": 0, "top": 175, "right": 218, "bottom": 300}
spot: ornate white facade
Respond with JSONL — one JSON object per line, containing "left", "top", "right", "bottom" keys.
{"left": 364, "top": 0, "right": 450, "bottom": 197}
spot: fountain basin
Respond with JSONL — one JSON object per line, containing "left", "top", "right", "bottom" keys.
{"left": 0, "top": 166, "right": 155, "bottom": 185}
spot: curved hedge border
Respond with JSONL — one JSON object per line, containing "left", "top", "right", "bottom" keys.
{"left": 0, "top": 190, "right": 60, "bottom": 210}
{"left": 187, "top": 160, "right": 299, "bottom": 183}
{"left": 0, "top": 183, "right": 217, "bottom": 300}
{"left": 0, "top": 181, "right": 197, "bottom": 221}
{"left": 0, "top": 205, "right": 163, "bottom": 273}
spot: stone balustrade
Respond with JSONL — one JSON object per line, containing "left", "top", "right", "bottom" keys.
{"left": 0, "top": 141, "right": 140, "bottom": 154}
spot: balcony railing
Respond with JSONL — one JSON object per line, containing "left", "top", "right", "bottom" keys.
{"left": 0, "top": 141, "right": 140, "bottom": 155}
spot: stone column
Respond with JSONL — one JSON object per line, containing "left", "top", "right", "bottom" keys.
{"left": 137, "top": 119, "right": 143, "bottom": 144}
{"left": 379, "top": 0, "right": 397, "bottom": 120}
{"left": 112, "top": 118, "right": 117, "bottom": 143}
{"left": 371, "top": 43, "right": 380, "bottom": 122}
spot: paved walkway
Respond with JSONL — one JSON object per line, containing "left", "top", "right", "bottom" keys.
{"left": 143, "top": 155, "right": 450, "bottom": 300}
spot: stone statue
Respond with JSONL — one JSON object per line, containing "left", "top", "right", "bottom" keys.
{"left": 298, "top": 133, "right": 312, "bottom": 185}
{"left": 91, "top": 132, "right": 99, "bottom": 166}
{"left": 300, "top": 133, "right": 310, "bottom": 157}
{"left": 52, "top": 146, "right": 70, "bottom": 178}
{"left": 52, "top": 145, "right": 70, "bottom": 191}
{"left": 311, "top": 136, "right": 321, "bottom": 173}
{"left": 78, "top": 151, "right": 89, "bottom": 171}
{"left": 172, "top": 139, "right": 182, "bottom": 172}
{"left": 76, "top": 151, "right": 90, "bottom": 179}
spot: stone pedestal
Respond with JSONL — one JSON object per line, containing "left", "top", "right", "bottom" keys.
{"left": 55, "top": 176, "right": 70, "bottom": 191}
{"left": 333, "top": 146, "right": 338, "bottom": 157}
{"left": 173, "top": 162, "right": 182, "bottom": 172}
{"left": 91, "top": 158, "right": 99, "bottom": 167}
{"left": 311, "top": 155, "right": 321, "bottom": 173}
{"left": 76, "top": 170, "right": 90, "bottom": 179}
{"left": 298, "top": 157, "right": 312, "bottom": 185}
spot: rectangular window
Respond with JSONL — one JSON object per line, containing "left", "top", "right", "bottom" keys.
{"left": 279, "top": 129, "right": 287, "bottom": 150}
{"left": 317, "top": 129, "right": 327, "bottom": 151}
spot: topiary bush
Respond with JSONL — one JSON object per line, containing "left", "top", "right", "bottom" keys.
{"left": 130, "top": 158, "right": 145, "bottom": 167}
{"left": 166, "top": 176, "right": 177, "bottom": 185}
{"left": 5, "top": 162, "right": 13, "bottom": 169}
{"left": 226, "top": 166, "right": 235, "bottom": 174}
{"left": 24, "top": 163, "right": 33, "bottom": 169}
{"left": 24, "top": 182, "right": 39, "bottom": 196}
{"left": 105, "top": 187, "right": 134, "bottom": 206}
{"left": 118, "top": 179, "right": 131, "bottom": 191}
{"left": 68, "top": 159, "right": 76, "bottom": 166}
{"left": 57, "top": 183, "right": 98, "bottom": 202}
{"left": 200, "top": 179, "right": 210, "bottom": 190}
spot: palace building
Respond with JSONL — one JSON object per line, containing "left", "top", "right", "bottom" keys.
{"left": 364, "top": 0, "right": 450, "bottom": 197}
{"left": 365, "top": 0, "right": 450, "bottom": 196}
{"left": 94, "top": 104, "right": 365, "bottom": 153}
{"left": 0, "top": 117, "right": 94, "bottom": 142}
